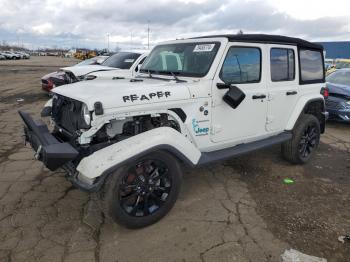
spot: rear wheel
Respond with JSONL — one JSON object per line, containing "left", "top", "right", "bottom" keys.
{"left": 101, "top": 151, "right": 182, "bottom": 228}
{"left": 282, "top": 114, "right": 320, "bottom": 164}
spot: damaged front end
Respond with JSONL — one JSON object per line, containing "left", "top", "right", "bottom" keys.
{"left": 326, "top": 94, "right": 350, "bottom": 122}
{"left": 19, "top": 94, "right": 183, "bottom": 192}
{"left": 19, "top": 111, "right": 79, "bottom": 170}
{"left": 19, "top": 109, "right": 106, "bottom": 192}
{"left": 18, "top": 94, "right": 104, "bottom": 192}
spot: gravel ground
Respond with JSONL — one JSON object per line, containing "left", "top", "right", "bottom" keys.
{"left": 0, "top": 57, "right": 349, "bottom": 262}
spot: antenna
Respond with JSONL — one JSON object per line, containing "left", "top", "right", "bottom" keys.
{"left": 130, "top": 32, "right": 133, "bottom": 49}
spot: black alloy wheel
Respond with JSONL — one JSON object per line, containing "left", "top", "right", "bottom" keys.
{"left": 282, "top": 114, "right": 321, "bottom": 164}
{"left": 101, "top": 151, "right": 182, "bottom": 228}
{"left": 298, "top": 123, "right": 319, "bottom": 159}
{"left": 119, "top": 159, "right": 172, "bottom": 217}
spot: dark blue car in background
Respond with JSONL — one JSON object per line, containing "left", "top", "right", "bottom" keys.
{"left": 326, "top": 69, "right": 350, "bottom": 122}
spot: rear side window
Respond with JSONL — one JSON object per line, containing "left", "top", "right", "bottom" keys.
{"left": 220, "top": 47, "right": 261, "bottom": 84}
{"left": 270, "top": 48, "right": 295, "bottom": 81}
{"left": 299, "top": 49, "right": 324, "bottom": 83}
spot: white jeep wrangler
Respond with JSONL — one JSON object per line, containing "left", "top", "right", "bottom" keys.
{"left": 19, "top": 34, "right": 328, "bottom": 228}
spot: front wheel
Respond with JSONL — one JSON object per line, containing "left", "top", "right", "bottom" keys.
{"left": 282, "top": 114, "right": 321, "bottom": 164}
{"left": 101, "top": 151, "right": 182, "bottom": 228}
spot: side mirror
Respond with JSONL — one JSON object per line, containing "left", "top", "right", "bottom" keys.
{"left": 218, "top": 83, "right": 246, "bottom": 109}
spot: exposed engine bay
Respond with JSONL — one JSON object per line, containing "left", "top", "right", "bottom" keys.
{"left": 52, "top": 113, "right": 181, "bottom": 164}
{"left": 90, "top": 114, "right": 180, "bottom": 147}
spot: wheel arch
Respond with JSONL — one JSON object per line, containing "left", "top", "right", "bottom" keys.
{"left": 286, "top": 96, "right": 326, "bottom": 133}
{"left": 76, "top": 127, "right": 201, "bottom": 182}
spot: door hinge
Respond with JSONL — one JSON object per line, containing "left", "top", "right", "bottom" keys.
{"left": 267, "top": 93, "right": 274, "bottom": 101}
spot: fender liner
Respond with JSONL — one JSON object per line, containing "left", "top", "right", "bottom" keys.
{"left": 76, "top": 127, "right": 201, "bottom": 182}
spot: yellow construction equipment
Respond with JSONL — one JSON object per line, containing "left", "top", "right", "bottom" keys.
{"left": 73, "top": 50, "right": 97, "bottom": 60}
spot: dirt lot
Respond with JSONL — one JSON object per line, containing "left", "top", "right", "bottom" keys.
{"left": 0, "top": 56, "right": 349, "bottom": 262}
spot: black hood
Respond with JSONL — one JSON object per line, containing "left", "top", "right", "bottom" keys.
{"left": 327, "top": 82, "right": 350, "bottom": 99}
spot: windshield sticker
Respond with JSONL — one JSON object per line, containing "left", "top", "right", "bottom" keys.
{"left": 192, "top": 119, "right": 209, "bottom": 136}
{"left": 124, "top": 59, "right": 135, "bottom": 63}
{"left": 193, "top": 44, "right": 215, "bottom": 52}
{"left": 123, "top": 91, "right": 171, "bottom": 102}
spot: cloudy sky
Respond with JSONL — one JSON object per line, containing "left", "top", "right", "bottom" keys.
{"left": 0, "top": 0, "right": 350, "bottom": 50}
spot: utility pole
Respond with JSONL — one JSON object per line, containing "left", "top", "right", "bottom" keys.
{"left": 147, "top": 20, "right": 150, "bottom": 50}
{"left": 107, "top": 33, "right": 110, "bottom": 52}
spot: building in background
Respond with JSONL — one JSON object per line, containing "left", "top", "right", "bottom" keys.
{"left": 318, "top": 41, "right": 350, "bottom": 59}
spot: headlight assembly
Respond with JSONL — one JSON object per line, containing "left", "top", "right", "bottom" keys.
{"left": 81, "top": 104, "right": 91, "bottom": 126}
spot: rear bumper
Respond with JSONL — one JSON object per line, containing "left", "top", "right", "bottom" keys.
{"left": 18, "top": 111, "right": 79, "bottom": 171}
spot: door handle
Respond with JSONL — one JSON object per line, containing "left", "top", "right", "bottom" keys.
{"left": 286, "top": 91, "right": 298, "bottom": 96}
{"left": 252, "top": 94, "right": 266, "bottom": 99}
{"left": 216, "top": 83, "right": 231, "bottom": 89}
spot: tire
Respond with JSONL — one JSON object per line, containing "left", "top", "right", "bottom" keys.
{"left": 282, "top": 114, "right": 320, "bottom": 164}
{"left": 100, "top": 151, "right": 182, "bottom": 228}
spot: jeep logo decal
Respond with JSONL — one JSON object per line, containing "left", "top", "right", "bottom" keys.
{"left": 192, "top": 119, "right": 209, "bottom": 136}
{"left": 123, "top": 91, "right": 171, "bottom": 103}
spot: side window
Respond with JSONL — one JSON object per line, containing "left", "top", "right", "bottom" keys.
{"left": 270, "top": 48, "right": 295, "bottom": 81}
{"left": 299, "top": 49, "right": 324, "bottom": 83}
{"left": 220, "top": 47, "right": 261, "bottom": 84}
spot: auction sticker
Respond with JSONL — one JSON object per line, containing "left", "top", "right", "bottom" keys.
{"left": 124, "top": 59, "right": 135, "bottom": 63}
{"left": 193, "top": 44, "right": 215, "bottom": 52}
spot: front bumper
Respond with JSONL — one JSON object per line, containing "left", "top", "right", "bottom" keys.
{"left": 328, "top": 109, "right": 350, "bottom": 122}
{"left": 41, "top": 82, "right": 53, "bottom": 92}
{"left": 18, "top": 111, "right": 79, "bottom": 171}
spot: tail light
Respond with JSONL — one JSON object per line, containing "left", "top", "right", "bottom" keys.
{"left": 46, "top": 79, "right": 56, "bottom": 90}
{"left": 321, "top": 86, "right": 329, "bottom": 99}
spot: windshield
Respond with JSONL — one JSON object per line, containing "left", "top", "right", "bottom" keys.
{"left": 102, "top": 52, "right": 141, "bottom": 69}
{"left": 140, "top": 42, "right": 220, "bottom": 77}
{"left": 326, "top": 70, "right": 350, "bottom": 86}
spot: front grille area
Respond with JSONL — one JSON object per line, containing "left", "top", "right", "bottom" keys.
{"left": 52, "top": 95, "right": 86, "bottom": 134}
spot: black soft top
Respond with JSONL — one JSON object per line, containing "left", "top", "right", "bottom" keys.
{"left": 191, "top": 34, "right": 323, "bottom": 51}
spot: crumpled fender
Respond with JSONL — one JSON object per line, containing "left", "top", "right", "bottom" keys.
{"left": 76, "top": 127, "right": 201, "bottom": 179}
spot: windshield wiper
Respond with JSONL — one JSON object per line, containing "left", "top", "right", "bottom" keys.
{"left": 169, "top": 72, "right": 186, "bottom": 83}
{"left": 139, "top": 69, "right": 186, "bottom": 82}
{"left": 139, "top": 69, "right": 156, "bottom": 78}
{"left": 136, "top": 70, "right": 170, "bottom": 82}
